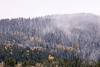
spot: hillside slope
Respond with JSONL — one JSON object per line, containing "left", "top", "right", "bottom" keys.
{"left": 0, "top": 13, "right": 100, "bottom": 61}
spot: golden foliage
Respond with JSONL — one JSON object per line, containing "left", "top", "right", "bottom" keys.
{"left": 48, "top": 55, "right": 54, "bottom": 61}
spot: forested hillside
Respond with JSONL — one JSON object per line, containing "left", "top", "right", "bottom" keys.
{"left": 0, "top": 13, "right": 100, "bottom": 67}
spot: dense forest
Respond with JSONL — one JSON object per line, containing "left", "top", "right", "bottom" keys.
{"left": 0, "top": 13, "right": 100, "bottom": 67}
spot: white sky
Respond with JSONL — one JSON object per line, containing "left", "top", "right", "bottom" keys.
{"left": 0, "top": 0, "right": 100, "bottom": 18}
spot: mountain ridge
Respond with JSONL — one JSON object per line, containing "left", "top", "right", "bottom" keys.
{"left": 0, "top": 13, "right": 100, "bottom": 62}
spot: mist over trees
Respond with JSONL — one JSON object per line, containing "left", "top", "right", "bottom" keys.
{"left": 0, "top": 13, "right": 100, "bottom": 66}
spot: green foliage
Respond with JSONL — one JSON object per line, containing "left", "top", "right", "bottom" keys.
{"left": 0, "top": 44, "right": 99, "bottom": 67}
{"left": 96, "top": 61, "right": 100, "bottom": 67}
{"left": 4, "top": 58, "right": 17, "bottom": 67}
{"left": 22, "top": 60, "right": 35, "bottom": 67}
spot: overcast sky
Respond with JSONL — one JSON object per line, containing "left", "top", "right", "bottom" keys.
{"left": 0, "top": 0, "right": 100, "bottom": 18}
